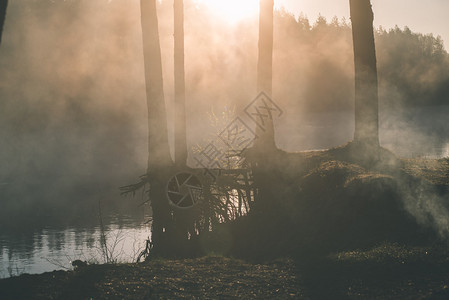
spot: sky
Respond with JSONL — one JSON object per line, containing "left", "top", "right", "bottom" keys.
{"left": 276, "top": 0, "right": 449, "bottom": 49}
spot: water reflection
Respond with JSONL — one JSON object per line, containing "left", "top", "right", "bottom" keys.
{"left": 0, "top": 215, "right": 152, "bottom": 278}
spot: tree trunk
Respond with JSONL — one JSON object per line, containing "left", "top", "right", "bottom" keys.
{"left": 140, "top": 0, "right": 173, "bottom": 170}
{"left": 350, "top": 0, "right": 379, "bottom": 147}
{"left": 0, "top": 0, "right": 7, "bottom": 45}
{"left": 174, "top": 0, "right": 187, "bottom": 167}
{"left": 140, "top": 0, "right": 173, "bottom": 248}
{"left": 254, "top": 0, "right": 276, "bottom": 150}
{"left": 250, "top": 0, "right": 278, "bottom": 217}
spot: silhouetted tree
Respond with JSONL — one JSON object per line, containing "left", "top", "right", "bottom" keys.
{"left": 140, "top": 0, "right": 173, "bottom": 170}
{"left": 250, "top": 0, "right": 281, "bottom": 218}
{"left": 350, "top": 0, "right": 380, "bottom": 147}
{"left": 254, "top": 0, "right": 276, "bottom": 150}
{"left": 0, "top": 0, "right": 7, "bottom": 45}
{"left": 174, "top": 0, "right": 187, "bottom": 167}
{"left": 140, "top": 0, "right": 173, "bottom": 246}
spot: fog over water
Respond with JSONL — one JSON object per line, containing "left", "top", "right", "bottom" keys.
{"left": 0, "top": 0, "right": 448, "bottom": 277}
{"left": 0, "top": 0, "right": 448, "bottom": 222}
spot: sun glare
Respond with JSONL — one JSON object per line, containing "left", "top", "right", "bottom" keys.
{"left": 195, "top": 0, "right": 259, "bottom": 23}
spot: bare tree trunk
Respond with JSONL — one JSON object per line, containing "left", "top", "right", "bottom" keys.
{"left": 140, "top": 0, "right": 173, "bottom": 171}
{"left": 250, "top": 0, "right": 278, "bottom": 216}
{"left": 140, "top": 0, "right": 173, "bottom": 249}
{"left": 350, "top": 0, "right": 379, "bottom": 147}
{"left": 0, "top": 0, "right": 7, "bottom": 46}
{"left": 254, "top": 0, "right": 276, "bottom": 150}
{"left": 174, "top": 0, "right": 187, "bottom": 167}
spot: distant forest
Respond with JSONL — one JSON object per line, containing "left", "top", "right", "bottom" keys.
{"left": 272, "top": 10, "right": 449, "bottom": 110}
{"left": 0, "top": 1, "right": 448, "bottom": 225}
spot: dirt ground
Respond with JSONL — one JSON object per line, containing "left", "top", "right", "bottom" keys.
{"left": 0, "top": 256, "right": 303, "bottom": 299}
{"left": 1, "top": 246, "right": 449, "bottom": 299}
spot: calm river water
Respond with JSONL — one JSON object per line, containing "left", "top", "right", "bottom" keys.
{"left": 0, "top": 215, "right": 152, "bottom": 278}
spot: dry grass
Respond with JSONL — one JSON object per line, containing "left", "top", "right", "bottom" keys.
{"left": 402, "top": 158, "right": 449, "bottom": 185}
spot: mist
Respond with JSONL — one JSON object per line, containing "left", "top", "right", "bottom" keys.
{"left": 1, "top": 1, "right": 449, "bottom": 296}
{"left": 0, "top": 0, "right": 448, "bottom": 227}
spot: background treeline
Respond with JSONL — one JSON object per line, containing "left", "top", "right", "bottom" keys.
{"left": 0, "top": 0, "right": 448, "bottom": 226}
{"left": 273, "top": 9, "right": 449, "bottom": 111}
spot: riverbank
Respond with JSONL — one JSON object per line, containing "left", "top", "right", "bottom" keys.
{"left": 0, "top": 256, "right": 303, "bottom": 299}
{"left": 1, "top": 148, "right": 448, "bottom": 298}
{"left": 1, "top": 245, "right": 449, "bottom": 299}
